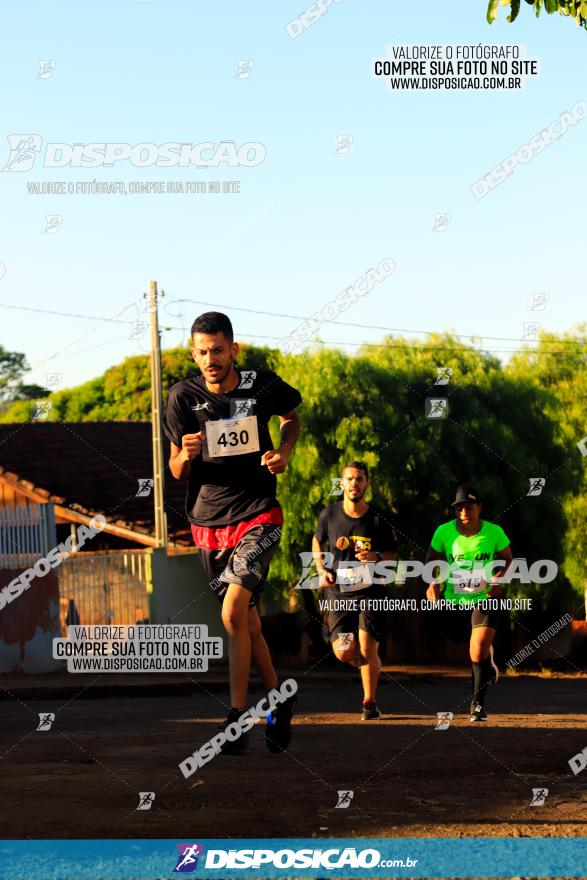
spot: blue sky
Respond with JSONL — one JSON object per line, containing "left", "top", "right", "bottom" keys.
{"left": 0, "top": 1, "right": 585, "bottom": 390}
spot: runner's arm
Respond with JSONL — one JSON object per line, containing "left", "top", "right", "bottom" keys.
{"left": 425, "top": 546, "right": 445, "bottom": 601}
{"left": 261, "top": 409, "right": 300, "bottom": 473}
{"left": 311, "top": 534, "right": 334, "bottom": 585}
{"left": 355, "top": 514, "right": 399, "bottom": 562}
{"left": 355, "top": 547, "right": 397, "bottom": 562}
{"left": 278, "top": 408, "right": 300, "bottom": 453}
{"left": 168, "top": 432, "right": 206, "bottom": 480}
{"left": 487, "top": 545, "right": 513, "bottom": 596}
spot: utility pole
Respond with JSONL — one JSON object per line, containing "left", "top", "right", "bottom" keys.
{"left": 148, "top": 280, "right": 167, "bottom": 548}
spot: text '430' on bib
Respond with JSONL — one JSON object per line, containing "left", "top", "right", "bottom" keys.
{"left": 205, "top": 415, "right": 260, "bottom": 458}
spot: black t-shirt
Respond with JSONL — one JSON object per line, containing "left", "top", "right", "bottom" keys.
{"left": 163, "top": 368, "right": 302, "bottom": 527}
{"left": 314, "top": 501, "right": 398, "bottom": 592}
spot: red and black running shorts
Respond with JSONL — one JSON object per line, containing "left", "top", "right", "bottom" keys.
{"left": 192, "top": 508, "right": 283, "bottom": 608}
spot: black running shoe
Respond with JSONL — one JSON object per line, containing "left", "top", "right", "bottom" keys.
{"left": 469, "top": 702, "right": 487, "bottom": 723}
{"left": 361, "top": 701, "right": 381, "bottom": 721}
{"left": 220, "top": 709, "right": 250, "bottom": 756}
{"left": 265, "top": 692, "right": 297, "bottom": 753}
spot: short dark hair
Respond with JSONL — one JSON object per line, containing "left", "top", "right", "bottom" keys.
{"left": 191, "top": 311, "right": 234, "bottom": 342}
{"left": 342, "top": 460, "right": 369, "bottom": 480}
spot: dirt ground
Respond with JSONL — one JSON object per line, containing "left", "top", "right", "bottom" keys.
{"left": 2, "top": 666, "right": 587, "bottom": 849}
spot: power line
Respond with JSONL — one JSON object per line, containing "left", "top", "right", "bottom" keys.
{"left": 171, "top": 297, "right": 582, "bottom": 346}
{"left": 0, "top": 302, "right": 135, "bottom": 325}
{"left": 1, "top": 300, "right": 584, "bottom": 359}
{"left": 33, "top": 326, "right": 583, "bottom": 360}
{"left": 30, "top": 300, "right": 141, "bottom": 372}
{"left": 47, "top": 335, "right": 132, "bottom": 360}
{"left": 216, "top": 332, "right": 583, "bottom": 357}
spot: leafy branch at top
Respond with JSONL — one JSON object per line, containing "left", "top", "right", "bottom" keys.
{"left": 487, "top": 0, "right": 587, "bottom": 29}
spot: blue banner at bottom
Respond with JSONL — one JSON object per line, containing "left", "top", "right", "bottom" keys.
{"left": 1, "top": 838, "right": 586, "bottom": 879}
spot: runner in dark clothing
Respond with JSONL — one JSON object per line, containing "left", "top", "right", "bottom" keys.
{"left": 164, "top": 311, "right": 301, "bottom": 754}
{"left": 312, "top": 461, "right": 397, "bottom": 720}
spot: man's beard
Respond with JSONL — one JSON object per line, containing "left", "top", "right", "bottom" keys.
{"left": 205, "top": 364, "right": 231, "bottom": 385}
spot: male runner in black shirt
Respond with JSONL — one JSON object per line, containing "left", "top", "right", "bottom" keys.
{"left": 312, "top": 462, "right": 397, "bottom": 719}
{"left": 164, "top": 312, "right": 301, "bottom": 755}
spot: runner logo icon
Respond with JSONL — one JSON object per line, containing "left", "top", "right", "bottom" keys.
{"left": 174, "top": 843, "right": 204, "bottom": 873}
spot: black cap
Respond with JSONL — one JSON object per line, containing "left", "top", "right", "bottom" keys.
{"left": 451, "top": 485, "right": 481, "bottom": 507}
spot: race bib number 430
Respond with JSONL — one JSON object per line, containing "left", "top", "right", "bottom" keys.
{"left": 206, "top": 416, "right": 260, "bottom": 458}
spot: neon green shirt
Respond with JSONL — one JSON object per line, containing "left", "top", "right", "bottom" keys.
{"left": 430, "top": 519, "right": 510, "bottom": 605}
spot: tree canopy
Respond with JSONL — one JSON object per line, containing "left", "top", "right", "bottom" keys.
{"left": 487, "top": 0, "right": 587, "bottom": 30}
{"left": 0, "top": 345, "right": 49, "bottom": 409}
{"left": 1, "top": 330, "right": 584, "bottom": 616}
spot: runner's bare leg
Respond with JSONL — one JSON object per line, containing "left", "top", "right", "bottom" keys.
{"left": 332, "top": 634, "right": 359, "bottom": 664}
{"left": 358, "top": 629, "right": 380, "bottom": 704}
{"left": 221, "top": 584, "right": 253, "bottom": 708}
{"left": 248, "top": 605, "right": 278, "bottom": 690}
{"left": 470, "top": 625, "right": 495, "bottom": 662}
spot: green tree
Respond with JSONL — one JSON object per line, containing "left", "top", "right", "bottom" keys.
{"left": 508, "top": 326, "right": 587, "bottom": 613}
{"left": 0, "top": 344, "right": 48, "bottom": 410}
{"left": 1, "top": 333, "right": 582, "bottom": 619}
{"left": 0, "top": 342, "right": 276, "bottom": 423}
{"left": 487, "top": 0, "right": 587, "bottom": 30}
{"left": 269, "top": 336, "right": 575, "bottom": 620}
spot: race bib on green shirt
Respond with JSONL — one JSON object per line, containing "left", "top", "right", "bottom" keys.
{"left": 430, "top": 519, "right": 510, "bottom": 605}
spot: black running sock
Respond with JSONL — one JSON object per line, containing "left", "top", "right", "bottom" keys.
{"left": 471, "top": 658, "right": 493, "bottom": 706}
{"left": 228, "top": 707, "right": 246, "bottom": 722}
